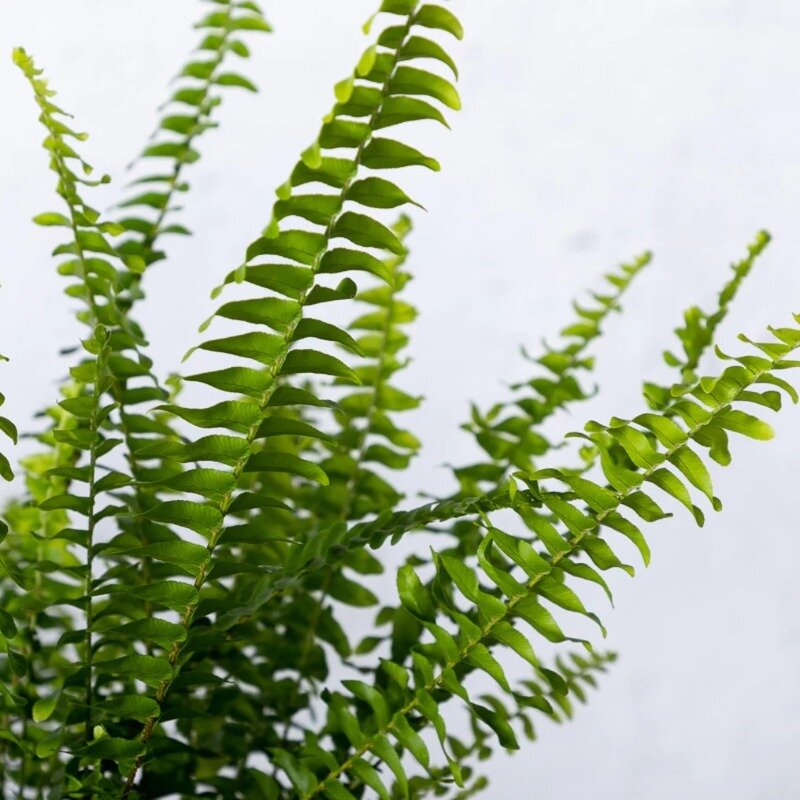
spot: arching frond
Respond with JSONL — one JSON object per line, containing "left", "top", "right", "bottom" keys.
{"left": 259, "top": 318, "right": 800, "bottom": 798}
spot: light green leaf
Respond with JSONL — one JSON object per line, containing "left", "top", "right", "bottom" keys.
{"left": 244, "top": 452, "right": 329, "bottom": 485}
{"left": 414, "top": 4, "right": 464, "bottom": 39}
{"left": 362, "top": 137, "right": 440, "bottom": 171}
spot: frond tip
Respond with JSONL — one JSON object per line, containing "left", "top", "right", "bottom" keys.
{"left": 646, "top": 229, "right": 771, "bottom": 407}
{"left": 457, "top": 251, "right": 652, "bottom": 494}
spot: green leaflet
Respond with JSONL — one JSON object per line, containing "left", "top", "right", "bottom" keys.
{"left": 333, "top": 211, "right": 405, "bottom": 254}
{"left": 414, "top": 4, "right": 464, "bottom": 39}
{"left": 111, "top": 540, "right": 211, "bottom": 571}
{"left": 244, "top": 452, "right": 330, "bottom": 485}
{"left": 346, "top": 177, "right": 421, "bottom": 209}
{"left": 155, "top": 468, "right": 237, "bottom": 501}
{"left": 95, "top": 654, "right": 173, "bottom": 689}
{"left": 214, "top": 296, "right": 300, "bottom": 331}
{"left": 100, "top": 580, "right": 198, "bottom": 612}
{"left": 362, "top": 136, "right": 441, "bottom": 170}
{"left": 76, "top": 737, "right": 145, "bottom": 760}
{"left": 282, "top": 349, "right": 361, "bottom": 383}
{"left": 7, "top": 13, "right": 275, "bottom": 773}
{"left": 96, "top": 695, "right": 161, "bottom": 723}
{"left": 389, "top": 65, "right": 461, "bottom": 109}
{"left": 376, "top": 95, "right": 449, "bottom": 128}
{"left": 101, "top": 618, "right": 186, "bottom": 650}
{"left": 146, "top": 500, "right": 223, "bottom": 537}
{"left": 157, "top": 401, "right": 261, "bottom": 432}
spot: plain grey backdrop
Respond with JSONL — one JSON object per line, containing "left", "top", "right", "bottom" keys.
{"left": 2, "top": 1, "right": 800, "bottom": 797}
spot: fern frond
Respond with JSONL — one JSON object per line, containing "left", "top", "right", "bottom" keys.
{"left": 456, "top": 252, "right": 651, "bottom": 495}
{"left": 216, "top": 216, "right": 421, "bottom": 776}
{"left": 6, "top": 10, "right": 271, "bottom": 709}
{"left": 18, "top": 0, "right": 273, "bottom": 506}
{"left": 403, "top": 650, "right": 616, "bottom": 799}
{"left": 9, "top": 47, "right": 182, "bottom": 786}
{"left": 84, "top": 0, "right": 273, "bottom": 503}
{"left": 111, "top": 3, "right": 461, "bottom": 793}
{"left": 269, "top": 317, "right": 800, "bottom": 798}
{"left": 116, "top": 0, "right": 271, "bottom": 276}
{"left": 644, "top": 230, "right": 769, "bottom": 408}
{"left": 345, "top": 235, "right": 773, "bottom": 771}
{"left": 104, "top": 2, "right": 274, "bottom": 559}
{"left": 121, "top": 218, "right": 422, "bottom": 795}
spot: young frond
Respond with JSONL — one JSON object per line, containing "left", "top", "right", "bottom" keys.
{"left": 455, "top": 252, "right": 651, "bottom": 496}
{"left": 644, "top": 229, "right": 770, "bottom": 408}
{"left": 116, "top": 0, "right": 272, "bottom": 276}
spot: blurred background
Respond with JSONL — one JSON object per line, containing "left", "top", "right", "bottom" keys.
{"left": 2, "top": 1, "right": 800, "bottom": 797}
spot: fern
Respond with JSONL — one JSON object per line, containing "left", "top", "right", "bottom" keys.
{"left": 456, "top": 252, "right": 651, "bottom": 495}
{"left": 116, "top": 0, "right": 271, "bottom": 289}
{"left": 274, "top": 324, "right": 799, "bottom": 799}
{"left": 3, "top": 3, "right": 800, "bottom": 799}
{"left": 0, "top": 0, "right": 272, "bottom": 664}
{"left": 644, "top": 229, "right": 770, "bottom": 408}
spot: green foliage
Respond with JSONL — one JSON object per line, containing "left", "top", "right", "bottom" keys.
{"left": 457, "top": 251, "right": 652, "bottom": 495}
{"left": 1, "top": 3, "right": 797, "bottom": 799}
{"left": 116, "top": 0, "right": 271, "bottom": 277}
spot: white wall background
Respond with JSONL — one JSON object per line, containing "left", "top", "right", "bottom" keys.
{"left": 2, "top": 1, "right": 800, "bottom": 798}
